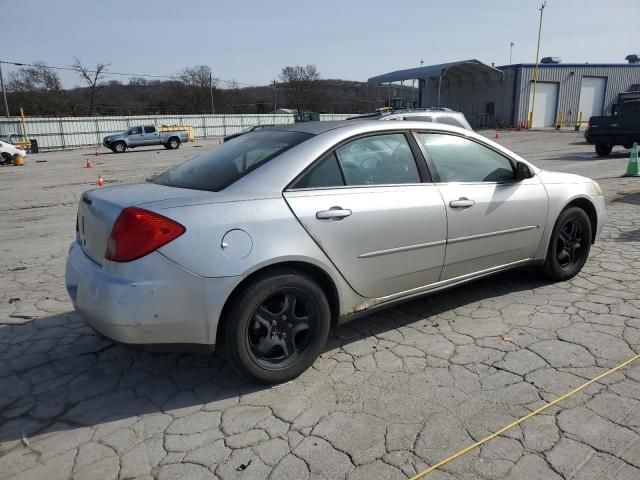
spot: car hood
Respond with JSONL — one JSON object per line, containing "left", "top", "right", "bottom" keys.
{"left": 104, "top": 132, "right": 126, "bottom": 139}
{"left": 537, "top": 170, "right": 592, "bottom": 185}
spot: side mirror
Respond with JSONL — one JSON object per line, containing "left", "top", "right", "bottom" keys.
{"left": 515, "top": 162, "right": 533, "bottom": 181}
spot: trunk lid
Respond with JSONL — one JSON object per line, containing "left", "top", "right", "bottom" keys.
{"left": 76, "top": 183, "right": 215, "bottom": 264}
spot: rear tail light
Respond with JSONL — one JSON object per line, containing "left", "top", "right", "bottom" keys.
{"left": 16, "top": 146, "right": 25, "bottom": 151}
{"left": 105, "top": 207, "right": 185, "bottom": 262}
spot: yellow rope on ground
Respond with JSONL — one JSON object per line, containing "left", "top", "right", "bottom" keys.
{"left": 408, "top": 353, "right": 640, "bottom": 480}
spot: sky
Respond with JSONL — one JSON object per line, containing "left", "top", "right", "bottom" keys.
{"left": 4, "top": 0, "right": 638, "bottom": 88}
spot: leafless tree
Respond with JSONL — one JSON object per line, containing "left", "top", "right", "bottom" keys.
{"left": 279, "top": 65, "right": 323, "bottom": 116}
{"left": 72, "top": 57, "right": 109, "bottom": 116}
{"left": 174, "top": 65, "right": 219, "bottom": 112}
{"left": 7, "top": 62, "right": 76, "bottom": 115}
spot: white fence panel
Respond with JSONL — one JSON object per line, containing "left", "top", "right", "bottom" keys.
{"left": 0, "top": 114, "right": 299, "bottom": 151}
{"left": 319, "top": 113, "right": 355, "bottom": 121}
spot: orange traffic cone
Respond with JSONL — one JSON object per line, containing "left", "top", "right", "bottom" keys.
{"left": 495, "top": 131, "right": 500, "bottom": 139}
{"left": 97, "top": 175, "right": 104, "bottom": 187}
{"left": 85, "top": 158, "right": 92, "bottom": 168}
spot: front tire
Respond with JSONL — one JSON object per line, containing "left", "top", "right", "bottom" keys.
{"left": 595, "top": 143, "right": 612, "bottom": 157}
{"left": 222, "top": 270, "right": 331, "bottom": 384}
{"left": 544, "top": 207, "right": 592, "bottom": 281}
{"left": 113, "top": 141, "right": 126, "bottom": 153}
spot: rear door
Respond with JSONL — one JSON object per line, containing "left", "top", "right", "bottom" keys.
{"left": 415, "top": 132, "right": 548, "bottom": 280}
{"left": 143, "top": 125, "right": 161, "bottom": 145}
{"left": 284, "top": 132, "right": 447, "bottom": 299}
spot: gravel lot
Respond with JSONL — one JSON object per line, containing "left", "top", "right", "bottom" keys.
{"left": 1, "top": 130, "right": 640, "bottom": 480}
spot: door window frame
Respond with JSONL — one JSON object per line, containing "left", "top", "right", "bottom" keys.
{"left": 286, "top": 130, "right": 432, "bottom": 191}
{"left": 410, "top": 130, "right": 522, "bottom": 185}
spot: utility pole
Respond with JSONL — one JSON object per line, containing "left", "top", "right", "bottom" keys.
{"left": 529, "top": 2, "right": 546, "bottom": 128}
{"left": 273, "top": 80, "right": 277, "bottom": 111}
{"left": 209, "top": 73, "right": 215, "bottom": 114}
{"left": 509, "top": 42, "right": 515, "bottom": 64}
{"left": 0, "top": 61, "right": 9, "bottom": 118}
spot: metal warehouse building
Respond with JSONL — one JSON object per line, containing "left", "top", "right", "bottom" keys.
{"left": 368, "top": 58, "right": 640, "bottom": 129}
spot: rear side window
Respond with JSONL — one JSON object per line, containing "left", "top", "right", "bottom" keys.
{"left": 436, "top": 116, "right": 463, "bottom": 128}
{"left": 291, "top": 133, "right": 421, "bottom": 189}
{"left": 292, "top": 153, "right": 344, "bottom": 189}
{"left": 153, "top": 130, "right": 312, "bottom": 191}
{"left": 404, "top": 115, "right": 432, "bottom": 122}
{"left": 337, "top": 133, "right": 420, "bottom": 185}
{"left": 144, "top": 126, "right": 156, "bottom": 133}
{"left": 622, "top": 102, "right": 640, "bottom": 114}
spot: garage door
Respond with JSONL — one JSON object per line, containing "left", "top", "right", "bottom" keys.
{"left": 578, "top": 77, "right": 606, "bottom": 120}
{"left": 529, "top": 82, "right": 558, "bottom": 127}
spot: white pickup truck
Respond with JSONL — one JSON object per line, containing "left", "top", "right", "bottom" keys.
{"left": 103, "top": 125, "right": 191, "bottom": 153}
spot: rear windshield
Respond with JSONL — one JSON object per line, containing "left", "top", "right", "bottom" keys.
{"left": 153, "top": 130, "right": 312, "bottom": 191}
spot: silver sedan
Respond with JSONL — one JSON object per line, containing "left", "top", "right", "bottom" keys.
{"left": 66, "top": 121, "right": 605, "bottom": 383}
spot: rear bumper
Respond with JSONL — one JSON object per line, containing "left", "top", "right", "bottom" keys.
{"left": 65, "top": 241, "right": 240, "bottom": 345}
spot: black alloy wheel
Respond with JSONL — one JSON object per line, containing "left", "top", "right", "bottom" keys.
{"left": 222, "top": 270, "right": 331, "bottom": 384}
{"left": 544, "top": 207, "right": 592, "bottom": 281}
{"left": 247, "top": 289, "right": 316, "bottom": 368}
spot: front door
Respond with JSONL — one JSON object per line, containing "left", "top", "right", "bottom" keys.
{"left": 284, "top": 133, "right": 447, "bottom": 299}
{"left": 127, "top": 126, "right": 144, "bottom": 146}
{"left": 415, "top": 132, "right": 548, "bottom": 280}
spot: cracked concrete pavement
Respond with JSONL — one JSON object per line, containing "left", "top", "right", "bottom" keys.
{"left": 1, "top": 130, "right": 640, "bottom": 479}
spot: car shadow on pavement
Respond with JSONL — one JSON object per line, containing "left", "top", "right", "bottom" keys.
{"left": 614, "top": 192, "right": 640, "bottom": 206}
{"left": 544, "top": 151, "right": 630, "bottom": 161}
{"left": 328, "top": 268, "right": 552, "bottom": 349}
{"left": 0, "top": 269, "right": 552, "bottom": 444}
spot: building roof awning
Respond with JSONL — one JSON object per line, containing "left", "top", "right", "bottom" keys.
{"left": 367, "top": 59, "right": 504, "bottom": 84}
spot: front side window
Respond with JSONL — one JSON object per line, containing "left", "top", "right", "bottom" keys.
{"left": 130, "top": 127, "right": 142, "bottom": 135}
{"left": 153, "top": 130, "right": 312, "bottom": 191}
{"left": 417, "top": 133, "right": 515, "bottom": 183}
{"left": 336, "top": 133, "right": 420, "bottom": 185}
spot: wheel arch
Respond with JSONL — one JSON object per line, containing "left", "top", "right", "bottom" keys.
{"left": 564, "top": 196, "right": 598, "bottom": 243}
{"left": 216, "top": 260, "right": 341, "bottom": 345}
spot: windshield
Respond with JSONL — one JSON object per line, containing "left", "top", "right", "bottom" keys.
{"left": 153, "top": 130, "right": 312, "bottom": 191}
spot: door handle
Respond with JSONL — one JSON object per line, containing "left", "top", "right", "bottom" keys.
{"left": 316, "top": 207, "right": 352, "bottom": 220}
{"left": 449, "top": 198, "right": 475, "bottom": 208}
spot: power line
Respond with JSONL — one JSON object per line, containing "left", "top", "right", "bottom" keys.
{"left": 0, "top": 59, "right": 257, "bottom": 87}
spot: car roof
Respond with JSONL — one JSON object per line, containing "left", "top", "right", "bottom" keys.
{"left": 268, "top": 119, "right": 470, "bottom": 136}
{"left": 267, "top": 120, "right": 358, "bottom": 135}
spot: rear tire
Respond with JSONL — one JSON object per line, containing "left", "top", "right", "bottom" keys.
{"left": 113, "top": 141, "right": 126, "bottom": 153}
{"left": 166, "top": 137, "right": 180, "bottom": 150}
{"left": 595, "top": 143, "right": 612, "bottom": 157}
{"left": 221, "top": 269, "right": 331, "bottom": 384}
{"left": 544, "top": 207, "right": 592, "bottom": 281}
